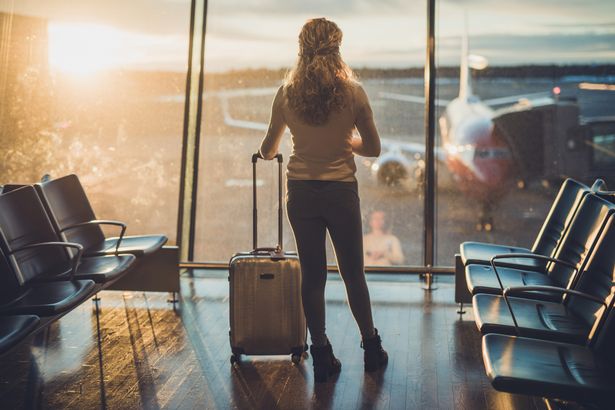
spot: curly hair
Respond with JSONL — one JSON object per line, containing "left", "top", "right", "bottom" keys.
{"left": 284, "top": 18, "right": 356, "bottom": 126}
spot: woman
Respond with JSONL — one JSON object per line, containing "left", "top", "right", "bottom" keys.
{"left": 364, "top": 210, "right": 404, "bottom": 266}
{"left": 258, "top": 17, "right": 387, "bottom": 383}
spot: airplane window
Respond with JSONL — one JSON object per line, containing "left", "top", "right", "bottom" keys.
{"left": 0, "top": 2, "right": 189, "bottom": 245}
{"left": 194, "top": 3, "right": 427, "bottom": 265}
{"left": 474, "top": 149, "right": 491, "bottom": 159}
{"left": 435, "top": 1, "right": 615, "bottom": 259}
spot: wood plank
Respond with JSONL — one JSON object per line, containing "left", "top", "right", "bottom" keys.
{"left": 0, "top": 274, "right": 550, "bottom": 409}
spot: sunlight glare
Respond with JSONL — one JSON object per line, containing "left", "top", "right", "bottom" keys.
{"left": 49, "top": 23, "right": 124, "bottom": 75}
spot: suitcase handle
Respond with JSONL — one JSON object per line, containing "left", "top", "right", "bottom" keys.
{"left": 252, "top": 152, "right": 284, "bottom": 252}
{"left": 251, "top": 247, "right": 286, "bottom": 260}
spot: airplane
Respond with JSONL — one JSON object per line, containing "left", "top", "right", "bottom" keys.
{"left": 210, "top": 35, "right": 562, "bottom": 232}
{"left": 376, "top": 34, "right": 555, "bottom": 231}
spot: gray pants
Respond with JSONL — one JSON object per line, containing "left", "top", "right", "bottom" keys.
{"left": 286, "top": 179, "right": 375, "bottom": 346}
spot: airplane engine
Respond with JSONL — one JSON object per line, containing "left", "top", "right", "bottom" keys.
{"left": 371, "top": 152, "right": 423, "bottom": 190}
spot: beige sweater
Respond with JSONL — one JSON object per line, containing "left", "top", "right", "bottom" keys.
{"left": 259, "top": 82, "right": 380, "bottom": 181}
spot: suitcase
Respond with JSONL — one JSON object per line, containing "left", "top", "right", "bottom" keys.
{"left": 228, "top": 153, "right": 307, "bottom": 365}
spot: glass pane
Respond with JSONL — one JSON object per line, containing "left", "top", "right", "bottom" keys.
{"left": 435, "top": 1, "right": 615, "bottom": 264}
{"left": 0, "top": 3, "right": 189, "bottom": 243}
{"left": 196, "top": 4, "right": 426, "bottom": 267}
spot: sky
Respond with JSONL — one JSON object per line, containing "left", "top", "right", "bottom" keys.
{"left": 2, "top": 0, "right": 615, "bottom": 72}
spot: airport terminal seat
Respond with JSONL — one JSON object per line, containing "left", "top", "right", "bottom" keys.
{"left": 0, "top": 184, "right": 27, "bottom": 194}
{"left": 0, "top": 245, "right": 96, "bottom": 316}
{"left": 472, "top": 214, "right": 615, "bottom": 344}
{"left": 0, "top": 315, "right": 40, "bottom": 355}
{"left": 466, "top": 193, "right": 614, "bottom": 297}
{"left": 473, "top": 293, "right": 590, "bottom": 343}
{"left": 35, "top": 174, "right": 167, "bottom": 257}
{"left": 0, "top": 178, "right": 174, "bottom": 358}
{"left": 0, "top": 186, "right": 135, "bottom": 288}
{"left": 466, "top": 265, "right": 554, "bottom": 295}
{"left": 460, "top": 243, "right": 541, "bottom": 270}
{"left": 481, "top": 307, "right": 615, "bottom": 405}
{"left": 460, "top": 178, "right": 593, "bottom": 271}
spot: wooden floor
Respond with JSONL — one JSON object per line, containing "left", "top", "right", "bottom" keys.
{"left": 0, "top": 272, "right": 550, "bottom": 410}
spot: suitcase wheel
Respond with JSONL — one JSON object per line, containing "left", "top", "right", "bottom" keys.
{"left": 291, "top": 353, "right": 302, "bottom": 365}
{"left": 230, "top": 354, "right": 241, "bottom": 365}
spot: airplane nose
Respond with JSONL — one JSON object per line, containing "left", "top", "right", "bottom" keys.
{"left": 472, "top": 151, "right": 514, "bottom": 193}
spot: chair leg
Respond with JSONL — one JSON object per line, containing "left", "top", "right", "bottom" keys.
{"left": 94, "top": 298, "right": 107, "bottom": 408}
{"left": 456, "top": 302, "right": 466, "bottom": 315}
{"left": 92, "top": 292, "right": 101, "bottom": 303}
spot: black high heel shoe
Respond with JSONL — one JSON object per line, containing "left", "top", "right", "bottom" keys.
{"left": 310, "top": 341, "right": 342, "bottom": 383}
{"left": 362, "top": 328, "right": 388, "bottom": 372}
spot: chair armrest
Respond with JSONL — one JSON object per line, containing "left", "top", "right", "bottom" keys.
{"left": 488, "top": 254, "right": 576, "bottom": 338}
{"left": 490, "top": 253, "right": 578, "bottom": 271}
{"left": 502, "top": 285, "right": 610, "bottom": 338}
{"left": 9, "top": 241, "right": 83, "bottom": 280}
{"left": 591, "top": 178, "right": 607, "bottom": 192}
{"left": 504, "top": 285, "right": 607, "bottom": 308}
{"left": 489, "top": 253, "right": 578, "bottom": 292}
{"left": 61, "top": 220, "right": 127, "bottom": 254}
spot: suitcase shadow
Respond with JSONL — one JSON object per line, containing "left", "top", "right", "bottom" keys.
{"left": 231, "top": 358, "right": 314, "bottom": 408}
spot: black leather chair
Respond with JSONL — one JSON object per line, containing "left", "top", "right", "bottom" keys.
{"left": 0, "top": 183, "right": 27, "bottom": 194}
{"left": 35, "top": 174, "right": 167, "bottom": 257}
{"left": 472, "top": 214, "right": 615, "bottom": 344}
{"left": 0, "top": 186, "right": 135, "bottom": 289}
{"left": 482, "top": 303, "right": 615, "bottom": 405}
{"left": 0, "top": 244, "right": 96, "bottom": 317}
{"left": 465, "top": 193, "right": 614, "bottom": 297}
{"left": 460, "top": 178, "right": 599, "bottom": 272}
{"left": 0, "top": 315, "right": 40, "bottom": 355}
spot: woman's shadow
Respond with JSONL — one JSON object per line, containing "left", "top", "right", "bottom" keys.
{"left": 311, "top": 368, "right": 341, "bottom": 409}
{"left": 357, "top": 365, "right": 387, "bottom": 409}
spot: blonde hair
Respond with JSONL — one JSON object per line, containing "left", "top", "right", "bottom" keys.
{"left": 284, "top": 18, "right": 356, "bottom": 126}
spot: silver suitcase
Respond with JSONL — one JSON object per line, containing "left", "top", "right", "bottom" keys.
{"left": 228, "top": 153, "right": 307, "bottom": 365}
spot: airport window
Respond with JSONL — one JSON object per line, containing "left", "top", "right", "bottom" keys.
{"left": 590, "top": 125, "right": 615, "bottom": 170}
{"left": 434, "top": 1, "right": 615, "bottom": 263}
{"left": 194, "top": 3, "right": 427, "bottom": 266}
{"left": 0, "top": 2, "right": 189, "bottom": 245}
{"left": 2, "top": 1, "right": 613, "bottom": 271}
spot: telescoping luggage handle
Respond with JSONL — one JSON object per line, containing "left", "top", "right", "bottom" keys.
{"left": 251, "top": 152, "right": 284, "bottom": 258}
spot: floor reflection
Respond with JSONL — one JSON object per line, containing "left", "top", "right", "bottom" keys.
{"left": 0, "top": 275, "right": 548, "bottom": 409}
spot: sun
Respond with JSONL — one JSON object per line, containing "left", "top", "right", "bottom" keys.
{"left": 48, "top": 23, "right": 124, "bottom": 75}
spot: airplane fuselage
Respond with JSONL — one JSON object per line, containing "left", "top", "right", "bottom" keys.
{"left": 439, "top": 96, "right": 515, "bottom": 204}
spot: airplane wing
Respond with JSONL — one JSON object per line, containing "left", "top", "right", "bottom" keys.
{"left": 215, "top": 87, "right": 279, "bottom": 98}
{"left": 381, "top": 137, "right": 446, "bottom": 162}
{"left": 379, "top": 92, "right": 450, "bottom": 107}
{"left": 379, "top": 90, "right": 554, "bottom": 109}
{"left": 482, "top": 91, "right": 552, "bottom": 107}
{"left": 219, "top": 97, "right": 269, "bottom": 131}
{"left": 215, "top": 87, "right": 289, "bottom": 133}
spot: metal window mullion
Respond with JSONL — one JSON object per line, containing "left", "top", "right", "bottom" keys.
{"left": 176, "top": 0, "right": 197, "bottom": 260}
{"left": 423, "top": 0, "right": 437, "bottom": 280}
{"left": 177, "top": 0, "right": 208, "bottom": 262}
{"left": 188, "top": 0, "right": 209, "bottom": 261}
